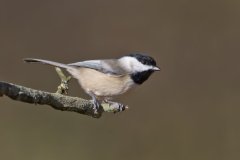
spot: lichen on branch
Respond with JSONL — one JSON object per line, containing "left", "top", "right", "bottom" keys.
{"left": 0, "top": 81, "right": 127, "bottom": 118}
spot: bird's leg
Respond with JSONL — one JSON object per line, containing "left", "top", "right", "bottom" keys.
{"left": 103, "top": 99, "right": 109, "bottom": 103}
{"left": 103, "top": 97, "right": 113, "bottom": 103}
{"left": 103, "top": 99, "right": 127, "bottom": 113}
{"left": 88, "top": 92, "right": 101, "bottom": 114}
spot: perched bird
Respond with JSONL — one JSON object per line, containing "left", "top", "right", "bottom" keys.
{"left": 24, "top": 53, "right": 160, "bottom": 112}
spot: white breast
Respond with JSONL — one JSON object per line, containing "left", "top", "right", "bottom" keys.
{"left": 67, "top": 68, "right": 136, "bottom": 98}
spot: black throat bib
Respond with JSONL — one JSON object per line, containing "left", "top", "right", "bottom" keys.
{"left": 131, "top": 70, "right": 154, "bottom": 84}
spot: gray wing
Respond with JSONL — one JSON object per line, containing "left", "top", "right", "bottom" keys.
{"left": 68, "top": 59, "right": 128, "bottom": 76}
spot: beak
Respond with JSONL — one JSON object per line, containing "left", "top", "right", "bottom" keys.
{"left": 153, "top": 66, "right": 160, "bottom": 71}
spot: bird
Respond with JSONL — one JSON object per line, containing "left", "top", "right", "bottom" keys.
{"left": 23, "top": 52, "right": 160, "bottom": 112}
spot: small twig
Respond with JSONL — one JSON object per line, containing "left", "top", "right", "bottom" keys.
{"left": 0, "top": 81, "right": 128, "bottom": 118}
{"left": 55, "top": 67, "right": 71, "bottom": 94}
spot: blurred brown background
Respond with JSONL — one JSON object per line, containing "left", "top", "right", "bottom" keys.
{"left": 1, "top": 0, "right": 240, "bottom": 160}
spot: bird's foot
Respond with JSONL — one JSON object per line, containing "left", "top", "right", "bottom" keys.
{"left": 88, "top": 92, "right": 102, "bottom": 114}
{"left": 105, "top": 100, "right": 128, "bottom": 113}
{"left": 92, "top": 99, "right": 101, "bottom": 114}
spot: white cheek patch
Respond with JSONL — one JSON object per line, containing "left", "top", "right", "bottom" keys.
{"left": 119, "top": 57, "right": 152, "bottom": 73}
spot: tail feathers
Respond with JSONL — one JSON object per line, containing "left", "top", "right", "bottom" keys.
{"left": 23, "top": 58, "right": 73, "bottom": 69}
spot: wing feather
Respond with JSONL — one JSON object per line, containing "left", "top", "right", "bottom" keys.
{"left": 68, "top": 59, "right": 128, "bottom": 76}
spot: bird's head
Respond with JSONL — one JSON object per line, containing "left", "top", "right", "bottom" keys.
{"left": 119, "top": 52, "right": 160, "bottom": 84}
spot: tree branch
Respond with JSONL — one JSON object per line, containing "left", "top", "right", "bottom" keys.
{"left": 0, "top": 81, "right": 127, "bottom": 118}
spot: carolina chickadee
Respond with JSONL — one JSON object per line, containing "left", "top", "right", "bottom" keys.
{"left": 24, "top": 53, "right": 160, "bottom": 112}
